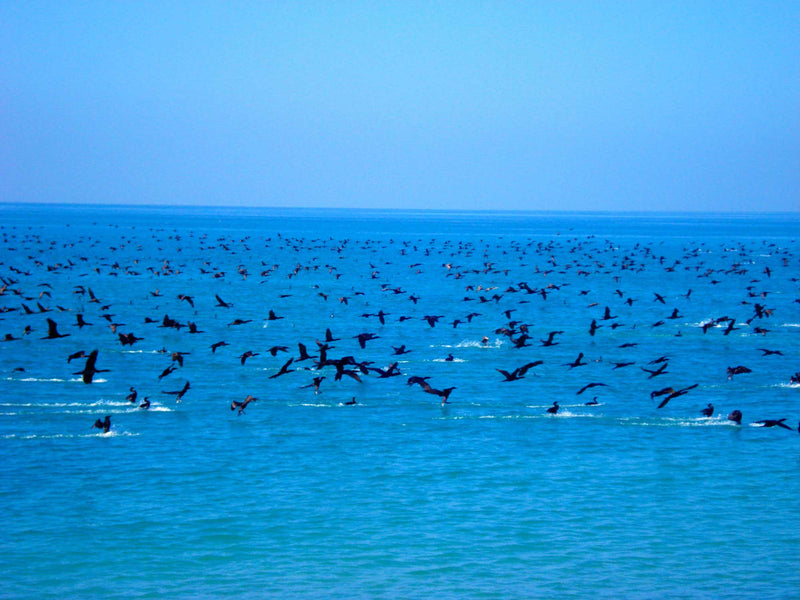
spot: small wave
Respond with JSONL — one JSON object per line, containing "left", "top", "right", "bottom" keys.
{"left": 19, "top": 377, "right": 68, "bottom": 382}
{"left": 3, "top": 431, "right": 139, "bottom": 440}
{"left": 432, "top": 357, "right": 466, "bottom": 363}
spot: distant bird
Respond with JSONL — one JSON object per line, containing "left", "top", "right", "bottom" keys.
{"left": 354, "top": 333, "right": 379, "bottom": 348}
{"left": 231, "top": 395, "right": 257, "bottom": 414}
{"left": 727, "top": 410, "right": 743, "bottom": 425}
{"left": 67, "top": 350, "right": 87, "bottom": 363}
{"left": 74, "top": 350, "right": 108, "bottom": 384}
{"left": 42, "top": 318, "right": 70, "bottom": 339}
{"left": 700, "top": 403, "right": 714, "bottom": 417}
{"left": 546, "top": 401, "right": 559, "bottom": 414}
{"left": 727, "top": 365, "right": 752, "bottom": 379}
{"left": 268, "top": 358, "right": 294, "bottom": 379}
{"left": 540, "top": 331, "right": 563, "bottom": 346}
{"left": 754, "top": 419, "right": 792, "bottom": 430}
{"left": 125, "top": 386, "right": 138, "bottom": 403}
{"left": 239, "top": 350, "right": 259, "bottom": 365}
{"left": 215, "top": 294, "right": 232, "bottom": 308}
{"left": 92, "top": 415, "right": 111, "bottom": 433}
{"left": 211, "top": 340, "right": 229, "bottom": 353}
{"left": 163, "top": 380, "right": 191, "bottom": 402}
{"left": 653, "top": 383, "right": 698, "bottom": 408}
{"left": 576, "top": 382, "right": 607, "bottom": 395}
{"left": 158, "top": 364, "right": 177, "bottom": 379}
{"left": 267, "top": 310, "right": 283, "bottom": 321}
{"left": 497, "top": 361, "right": 543, "bottom": 382}
{"left": 564, "top": 353, "right": 587, "bottom": 369}
{"left": 139, "top": 397, "right": 151, "bottom": 410}
{"left": 344, "top": 397, "right": 357, "bottom": 405}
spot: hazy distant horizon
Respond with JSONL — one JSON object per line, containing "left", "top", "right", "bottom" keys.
{"left": 3, "top": 2, "right": 798, "bottom": 213}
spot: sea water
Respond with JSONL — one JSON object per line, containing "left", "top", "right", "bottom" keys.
{"left": 1, "top": 204, "right": 799, "bottom": 599}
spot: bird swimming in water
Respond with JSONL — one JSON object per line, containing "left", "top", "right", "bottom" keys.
{"left": 700, "top": 403, "right": 714, "bottom": 417}
{"left": 546, "top": 401, "right": 559, "bottom": 414}
{"left": 139, "top": 397, "right": 151, "bottom": 410}
{"left": 727, "top": 410, "right": 743, "bottom": 425}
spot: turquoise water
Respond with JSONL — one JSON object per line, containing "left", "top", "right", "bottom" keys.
{"left": 1, "top": 205, "right": 799, "bottom": 599}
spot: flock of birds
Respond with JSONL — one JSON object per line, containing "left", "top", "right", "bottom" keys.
{"left": 1, "top": 220, "right": 798, "bottom": 438}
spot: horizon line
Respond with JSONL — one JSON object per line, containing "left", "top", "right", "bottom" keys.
{"left": 2, "top": 200, "right": 799, "bottom": 217}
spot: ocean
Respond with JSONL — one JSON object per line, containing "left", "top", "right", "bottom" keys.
{"left": 1, "top": 204, "right": 799, "bottom": 599}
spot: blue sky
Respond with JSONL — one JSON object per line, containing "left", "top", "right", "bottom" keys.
{"left": 2, "top": 1, "right": 798, "bottom": 211}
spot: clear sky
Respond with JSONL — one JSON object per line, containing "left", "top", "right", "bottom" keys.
{"left": 1, "top": 1, "right": 798, "bottom": 212}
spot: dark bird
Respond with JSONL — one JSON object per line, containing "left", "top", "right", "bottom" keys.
{"left": 125, "top": 386, "right": 138, "bottom": 403}
{"left": 158, "top": 364, "right": 177, "bottom": 379}
{"left": 354, "top": 332, "right": 379, "bottom": 349}
{"left": 239, "top": 350, "right": 259, "bottom": 365}
{"left": 392, "top": 345, "right": 412, "bottom": 355}
{"left": 42, "top": 318, "right": 70, "bottom": 339}
{"left": 297, "top": 342, "right": 316, "bottom": 361}
{"left": 654, "top": 383, "right": 698, "bottom": 408}
{"left": 727, "top": 365, "right": 752, "bottom": 379}
{"left": 74, "top": 350, "right": 108, "bottom": 384}
{"left": 497, "top": 361, "right": 543, "bottom": 382}
{"left": 215, "top": 294, "right": 232, "bottom": 308}
{"left": 565, "top": 353, "right": 587, "bottom": 369}
{"left": 577, "top": 382, "right": 607, "bottom": 395}
{"left": 139, "top": 397, "right": 151, "bottom": 410}
{"left": 67, "top": 350, "right": 87, "bottom": 363}
{"left": 268, "top": 346, "right": 289, "bottom": 356}
{"left": 642, "top": 362, "right": 669, "bottom": 378}
{"left": 75, "top": 313, "right": 92, "bottom": 328}
{"left": 118, "top": 332, "right": 143, "bottom": 346}
{"left": 540, "top": 331, "right": 563, "bottom": 346}
{"left": 163, "top": 380, "right": 191, "bottom": 402}
{"left": 546, "top": 401, "right": 559, "bottom": 414}
{"left": 700, "top": 403, "right": 714, "bottom": 417}
{"left": 228, "top": 318, "right": 252, "bottom": 326}
{"left": 211, "top": 340, "right": 229, "bottom": 353}
{"left": 267, "top": 310, "right": 283, "bottom": 320}
{"left": 344, "top": 397, "right": 358, "bottom": 405}
{"left": 754, "top": 418, "right": 792, "bottom": 430}
{"left": 92, "top": 415, "right": 111, "bottom": 433}
{"left": 727, "top": 410, "right": 743, "bottom": 425}
{"left": 268, "top": 358, "right": 294, "bottom": 379}
{"left": 757, "top": 348, "right": 783, "bottom": 356}
{"left": 231, "top": 394, "right": 257, "bottom": 414}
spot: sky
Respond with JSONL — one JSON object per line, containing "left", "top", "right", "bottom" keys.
{"left": 1, "top": 1, "right": 798, "bottom": 212}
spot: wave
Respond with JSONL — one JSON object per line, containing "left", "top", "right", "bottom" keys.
{"left": 2, "top": 431, "right": 139, "bottom": 440}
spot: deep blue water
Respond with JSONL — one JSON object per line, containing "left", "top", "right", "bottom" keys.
{"left": 1, "top": 204, "right": 799, "bottom": 599}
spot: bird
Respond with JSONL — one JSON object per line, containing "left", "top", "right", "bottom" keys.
{"left": 727, "top": 365, "right": 751, "bottom": 379}
{"left": 92, "top": 415, "right": 111, "bottom": 433}
{"left": 215, "top": 294, "right": 232, "bottom": 308}
{"left": 564, "top": 353, "right": 587, "bottom": 369}
{"left": 497, "top": 361, "right": 543, "bottom": 381}
{"left": 727, "top": 410, "right": 743, "bottom": 425}
{"left": 238, "top": 350, "right": 259, "bottom": 365}
{"left": 211, "top": 340, "right": 229, "bottom": 353}
{"left": 700, "top": 403, "right": 714, "bottom": 417}
{"left": 42, "top": 318, "right": 70, "bottom": 339}
{"left": 546, "top": 401, "right": 559, "bottom": 414}
{"left": 354, "top": 333, "right": 379, "bottom": 349}
{"left": 74, "top": 350, "right": 108, "bottom": 384}
{"left": 139, "top": 397, "right": 151, "bottom": 410}
{"left": 268, "top": 358, "right": 294, "bottom": 379}
{"left": 576, "top": 382, "right": 607, "bottom": 395}
{"left": 231, "top": 395, "right": 257, "bottom": 414}
{"left": 754, "top": 418, "right": 792, "bottom": 429}
{"left": 653, "top": 384, "right": 698, "bottom": 408}
{"left": 163, "top": 380, "right": 191, "bottom": 402}
{"left": 125, "top": 387, "right": 138, "bottom": 403}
